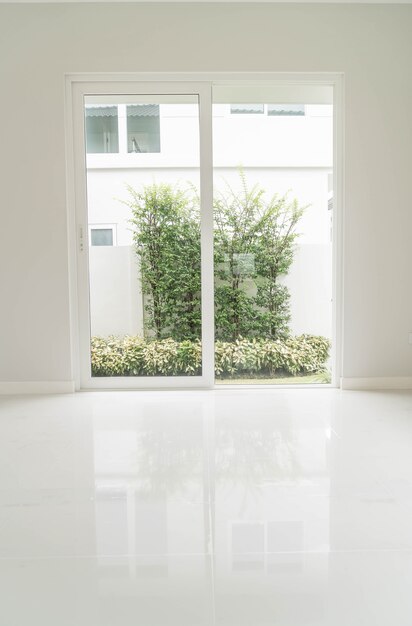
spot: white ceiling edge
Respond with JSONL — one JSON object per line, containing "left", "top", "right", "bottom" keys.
{"left": 2, "top": 0, "right": 412, "bottom": 4}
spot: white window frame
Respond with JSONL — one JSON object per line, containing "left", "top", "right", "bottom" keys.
{"left": 67, "top": 79, "right": 214, "bottom": 390}
{"left": 65, "top": 72, "right": 344, "bottom": 391}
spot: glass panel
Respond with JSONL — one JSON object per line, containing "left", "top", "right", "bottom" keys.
{"left": 84, "top": 95, "right": 202, "bottom": 378}
{"left": 267, "top": 104, "right": 305, "bottom": 116}
{"left": 91, "top": 228, "right": 113, "bottom": 246}
{"left": 85, "top": 105, "right": 119, "bottom": 153}
{"left": 230, "top": 104, "right": 264, "bottom": 114}
{"left": 213, "top": 96, "right": 333, "bottom": 385}
{"left": 127, "top": 104, "right": 160, "bottom": 153}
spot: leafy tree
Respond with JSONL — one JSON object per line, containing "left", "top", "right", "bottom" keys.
{"left": 126, "top": 172, "right": 304, "bottom": 343}
{"left": 126, "top": 183, "right": 201, "bottom": 341}
{"left": 214, "top": 172, "right": 305, "bottom": 341}
{"left": 253, "top": 193, "right": 304, "bottom": 338}
{"left": 213, "top": 173, "right": 263, "bottom": 340}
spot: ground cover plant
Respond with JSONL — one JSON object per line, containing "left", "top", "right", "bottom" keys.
{"left": 91, "top": 335, "right": 330, "bottom": 378}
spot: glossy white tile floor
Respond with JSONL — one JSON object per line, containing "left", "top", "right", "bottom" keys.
{"left": 1, "top": 389, "right": 412, "bottom": 625}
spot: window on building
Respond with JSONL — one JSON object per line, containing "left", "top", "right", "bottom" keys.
{"left": 230, "top": 104, "right": 264, "bottom": 115}
{"left": 85, "top": 106, "right": 119, "bottom": 153}
{"left": 90, "top": 228, "right": 114, "bottom": 246}
{"left": 127, "top": 104, "right": 161, "bottom": 153}
{"left": 267, "top": 104, "right": 305, "bottom": 116}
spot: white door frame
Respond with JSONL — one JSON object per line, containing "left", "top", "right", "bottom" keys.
{"left": 65, "top": 72, "right": 344, "bottom": 390}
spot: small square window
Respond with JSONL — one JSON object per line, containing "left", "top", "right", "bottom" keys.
{"left": 91, "top": 228, "right": 114, "bottom": 246}
{"left": 85, "top": 106, "right": 119, "bottom": 153}
{"left": 127, "top": 104, "right": 160, "bottom": 153}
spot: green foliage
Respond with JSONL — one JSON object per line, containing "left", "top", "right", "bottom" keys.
{"left": 214, "top": 172, "right": 305, "bottom": 341}
{"left": 125, "top": 183, "right": 201, "bottom": 341}
{"left": 91, "top": 335, "right": 202, "bottom": 377}
{"left": 253, "top": 283, "right": 291, "bottom": 339}
{"left": 214, "top": 286, "right": 257, "bottom": 341}
{"left": 126, "top": 172, "right": 305, "bottom": 343}
{"left": 91, "top": 335, "right": 330, "bottom": 378}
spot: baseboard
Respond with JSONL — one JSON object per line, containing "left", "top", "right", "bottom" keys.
{"left": 0, "top": 380, "right": 76, "bottom": 395}
{"left": 341, "top": 377, "right": 412, "bottom": 390}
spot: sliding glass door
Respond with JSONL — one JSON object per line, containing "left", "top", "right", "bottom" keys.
{"left": 71, "top": 83, "right": 213, "bottom": 388}
{"left": 212, "top": 85, "right": 334, "bottom": 385}
{"left": 70, "top": 77, "right": 338, "bottom": 389}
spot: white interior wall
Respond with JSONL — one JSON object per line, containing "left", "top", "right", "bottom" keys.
{"left": 0, "top": 3, "right": 411, "bottom": 386}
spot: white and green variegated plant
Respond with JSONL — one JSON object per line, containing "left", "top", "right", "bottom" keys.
{"left": 91, "top": 335, "right": 330, "bottom": 379}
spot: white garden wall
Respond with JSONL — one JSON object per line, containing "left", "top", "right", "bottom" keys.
{"left": 89, "top": 242, "right": 332, "bottom": 339}
{"left": 89, "top": 246, "right": 143, "bottom": 337}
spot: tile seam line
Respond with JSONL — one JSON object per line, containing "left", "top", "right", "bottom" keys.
{"left": 2, "top": 548, "right": 412, "bottom": 562}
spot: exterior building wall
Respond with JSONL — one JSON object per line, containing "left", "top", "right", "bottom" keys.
{"left": 87, "top": 166, "right": 331, "bottom": 246}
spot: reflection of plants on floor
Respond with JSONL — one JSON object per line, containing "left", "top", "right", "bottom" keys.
{"left": 118, "top": 415, "right": 300, "bottom": 497}
{"left": 134, "top": 421, "right": 204, "bottom": 496}
{"left": 215, "top": 419, "right": 301, "bottom": 491}
{"left": 91, "top": 334, "right": 330, "bottom": 378}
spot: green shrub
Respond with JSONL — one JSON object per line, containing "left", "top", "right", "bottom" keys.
{"left": 125, "top": 173, "right": 305, "bottom": 344}
{"left": 125, "top": 183, "right": 202, "bottom": 341}
{"left": 214, "top": 173, "right": 305, "bottom": 342}
{"left": 91, "top": 335, "right": 330, "bottom": 378}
